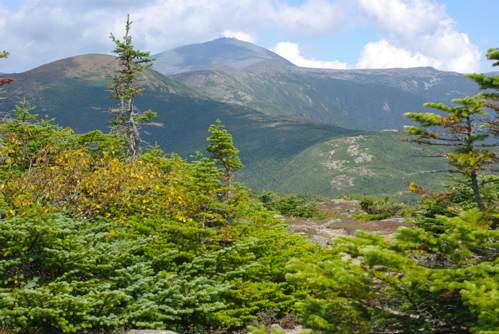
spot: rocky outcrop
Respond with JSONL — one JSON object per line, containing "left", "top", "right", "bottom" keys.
{"left": 284, "top": 199, "right": 409, "bottom": 247}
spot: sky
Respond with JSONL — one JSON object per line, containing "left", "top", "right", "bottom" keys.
{"left": 0, "top": 0, "right": 497, "bottom": 74}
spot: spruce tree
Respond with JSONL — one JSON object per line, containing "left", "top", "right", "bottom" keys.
{"left": 109, "top": 15, "right": 156, "bottom": 158}
{"left": 206, "top": 119, "right": 244, "bottom": 189}
{"left": 404, "top": 51, "right": 499, "bottom": 210}
{"left": 287, "top": 209, "right": 499, "bottom": 333}
{"left": 404, "top": 96, "right": 496, "bottom": 210}
{"left": 286, "top": 49, "right": 499, "bottom": 334}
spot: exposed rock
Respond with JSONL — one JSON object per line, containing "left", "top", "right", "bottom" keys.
{"left": 382, "top": 217, "right": 406, "bottom": 223}
{"left": 329, "top": 198, "right": 360, "bottom": 204}
{"left": 322, "top": 218, "right": 344, "bottom": 228}
{"left": 309, "top": 235, "right": 332, "bottom": 247}
{"left": 271, "top": 324, "right": 285, "bottom": 331}
{"left": 284, "top": 199, "right": 409, "bottom": 245}
{"left": 278, "top": 324, "right": 311, "bottom": 334}
{"left": 316, "top": 229, "right": 333, "bottom": 237}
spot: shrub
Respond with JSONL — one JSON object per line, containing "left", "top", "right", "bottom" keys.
{"left": 257, "top": 192, "right": 322, "bottom": 218}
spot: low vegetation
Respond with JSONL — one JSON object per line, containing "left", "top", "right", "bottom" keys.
{"left": 256, "top": 191, "right": 323, "bottom": 219}
{"left": 351, "top": 195, "right": 411, "bottom": 221}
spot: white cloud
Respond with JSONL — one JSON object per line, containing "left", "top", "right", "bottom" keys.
{"left": 0, "top": 0, "right": 275, "bottom": 72}
{"left": 0, "top": 0, "right": 485, "bottom": 73}
{"left": 356, "top": 0, "right": 447, "bottom": 41}
{"left": 356, "top": 40, "right": 441, "bottom": 69}
{"left": 271, "top": 42, "right": 348, "bottom": 69}
{"left": 220, "top": 31, "right": 256, "bottom": 44}
{"left": 271, "top": 0, "right": 356, "bottom": 37}
{"left": 355, "top": 0, "right": 481, "bottom": 73}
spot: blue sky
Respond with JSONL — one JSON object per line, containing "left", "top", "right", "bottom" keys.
{"left": 0, "top": 0, "right": 497, "bottom": 74}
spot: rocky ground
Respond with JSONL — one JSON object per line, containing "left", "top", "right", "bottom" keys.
{"left": 283, "top": 198, "right": 409, "bottom": 247}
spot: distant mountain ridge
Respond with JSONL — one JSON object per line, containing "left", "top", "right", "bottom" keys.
{"left": 170, "top": 63, "right": 479, "bottom": 130}
{"left": 149, "top": 38, "right": 480, "bottom": 131}
{"left": 152, "top": 37, "right": 295, "bottom": 75}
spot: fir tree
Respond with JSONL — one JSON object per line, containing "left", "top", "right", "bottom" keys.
{"left": 206, "top": 119, "right": 244, "bottom": 190}
{"left": 109, "top": 15, "right": 156, "bottom": 158}
{"left": 287, "top": 209, "right": 499, "bottom": 333}
{"left": 404, "top": 50, "right": 499, "bottom": 210}
{"left": 404, "top": 96, "right": 497, "bottom": 210}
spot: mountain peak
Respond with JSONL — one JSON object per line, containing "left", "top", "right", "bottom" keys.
{"left": 152, "top": 38, "right": 294, "bottom": 75}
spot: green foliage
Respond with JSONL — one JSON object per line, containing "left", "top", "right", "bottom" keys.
{"left": 405, "top": 96, "right": 495, "bottom": 210}
{"left": 292, "top": 60, "right": 499, "bottom": 330}
{"left": 351, "top": 212, "right": 391, "bottom": 221}
{"left": 0, "top": 51, "right": 14, "bottom": 88}
{"left": 466, "top": 48, "right": 499, "bottom": 114}
{"left": 257, "top": 191, "right": 322, "bottom": 218}
{"left": 287, "top": 51, "right": 499, "bottom": 333}
{"left": 207, "top": 119, "right": 244, "bottom": 186}
{"left": 406, "top": 174, "right": 499, "bottom": 234}
{"left": 0, "top": 98, "right": 73, "bottom": 172}
{"left": 247, "top": 324, "right": 284, "bottom": 334}
{"left": 108, "top": 14, "right": 157, "bottom": 158}
{"left": 405, "top": 51, "right": 499, "bottom": 211}
{"left": 4, "top": 42, "right": 498, "bottom": 334}
{"left": 353, "top": 195, "right": 412, "bottom": 220}
{"left": 0, "top": 208, "right": 245, "bottom": 332}
{"left": 287, "top": 209, "right": 499, "bottom": 333}
{"left": 0, "top": 105, "right": 335, "bottom": 332}
{"left": 359, "top": 195, "right": 410, "bottom": 216}
{"left": 0, "top": 210, "right": 146, "bottom": 333}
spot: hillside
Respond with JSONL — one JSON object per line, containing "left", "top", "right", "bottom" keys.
{"left": 171, "top": 63, "right": 479, "bottom": 131}
{"left": 1, "top": 53, "right": 449, "bottom": 199}
{"left": 1, "top": 37, "right": 496, "bottom": 334}
{"left": 240, "top": 130, "right": 448, "bottom": 202}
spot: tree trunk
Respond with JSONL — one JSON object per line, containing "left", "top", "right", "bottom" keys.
{"left": 470, "top": 172, "right": 485, "bottom": 210}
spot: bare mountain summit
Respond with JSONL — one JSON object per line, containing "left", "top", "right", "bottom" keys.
{"left": 152, "top": 37, "right": 295, "bottom": 75}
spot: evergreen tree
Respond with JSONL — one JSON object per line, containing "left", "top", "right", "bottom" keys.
{"left": 286, "top": 49, "right": 499, "bottom": 334}
{"left": 206, "top": 119, "right": 244, "bottom": 190}
{"left": 109, "top": 15, "right": 156, "bottom": 158}
{"left": 404, "top": 96, "right": 496, "bottom": 210}
{"left": 0, "top": 99, "right": 334, "bottom": 332}
{"left": 404, "top": 51, "right": 499, "bottom": 210}
{"left": 467, "top": 48, "right": 499, "bottom": 140}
